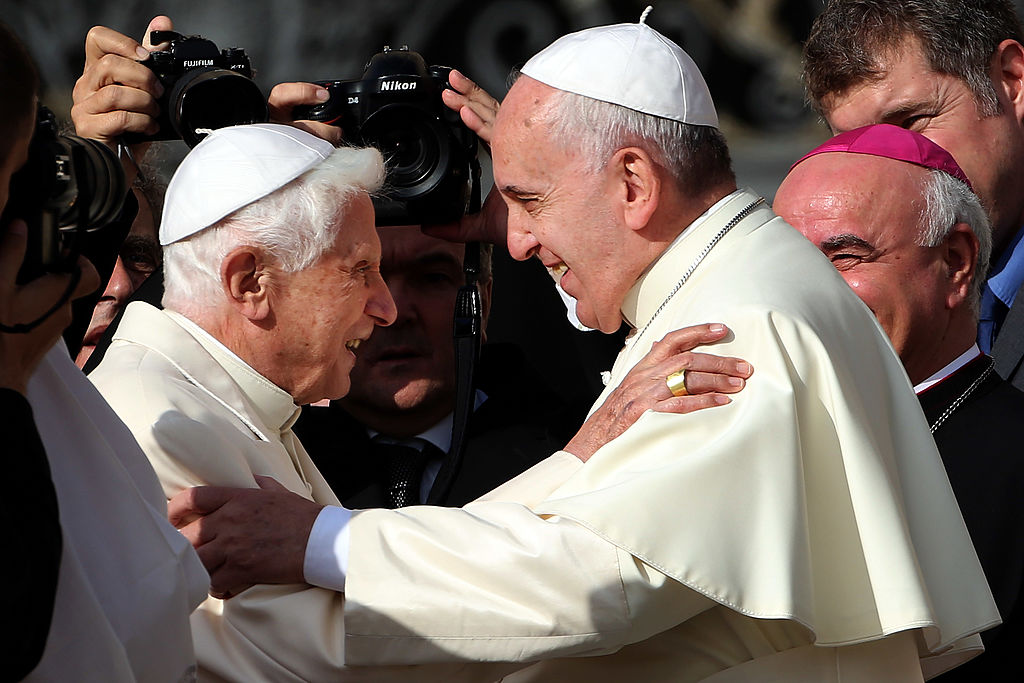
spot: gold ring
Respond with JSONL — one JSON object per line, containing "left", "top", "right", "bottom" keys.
{"left": 666, "top": 370, "right": 689, "bottom": 397}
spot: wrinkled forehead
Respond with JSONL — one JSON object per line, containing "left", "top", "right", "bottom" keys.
{"left": 494, "top": 77, "right": 561, "bottom": 150}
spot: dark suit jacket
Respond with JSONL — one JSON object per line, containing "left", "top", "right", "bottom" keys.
{"left": 294, "top": 343, "right": 589, "bottom": 508}
{"left": 992, "top": 280, "right": 1024, "bottom": 390}
{"left": 918, "top": 355, "right": 1024, "bottom": 681}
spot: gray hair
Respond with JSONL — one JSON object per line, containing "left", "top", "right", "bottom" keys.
{"left": 162, "top": 145, "right": 384, "bottom": 314}
{"left": 920, "top": 170, "right": 992, "bottom": 312}
{"left": 543, "top": 88, "right": 734, "bottom": 196}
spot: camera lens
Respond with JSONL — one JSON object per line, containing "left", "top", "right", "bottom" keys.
{"left": 57, "top": 134, "right": 127, "bottom": 231}
{"left": 168, "top": 68, "right": 269, "bottom": 147}
{"left": 360, "top": 106, "right": 450, "bottom": 200}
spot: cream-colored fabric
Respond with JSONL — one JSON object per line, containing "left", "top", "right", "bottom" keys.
{"left": 538, "top": 191, "right": 998, "bottom": 663}
{"left": 25, "top": 341, "right": 207, "bottom": 682}
{"left": 90, "top": 303, "right": 519, "bottom": 682}
{"left": 342, "top": 190, "right": 998, "bottom": 680}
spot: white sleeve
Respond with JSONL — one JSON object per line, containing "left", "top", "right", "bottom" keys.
{"left": 302, "top": 504, "right": 352, "bottom": 591}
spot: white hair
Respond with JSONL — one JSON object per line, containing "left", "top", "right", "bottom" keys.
{"left": 162, "top": 145, "right": 385, "bottom": 314}
{"left": 919, "top": 170, "right": 992, "bottom": 313}
{"left": 543, "top": 87, "right": 734, "bottom": 195}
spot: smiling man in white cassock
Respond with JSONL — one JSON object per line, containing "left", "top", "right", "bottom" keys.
{"left": 168, "top": 10, "right": 999, "bottom": 682}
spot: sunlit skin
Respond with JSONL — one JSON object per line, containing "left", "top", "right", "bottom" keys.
{"left": 490, "top": 76, "right": 669, "bottom": 334}
{"left": 339, "top": 226, "right": 493, "bottom": 438}
{"left": 74, "top": 186, "right": 161, "bottom": 368}
{"left": 207, "top": 193, "right": 397, "bottom": 406}
{"left": 822, "top": 35, "right": 1024, "bottom": 253}
{"left": 774, "top": 153, "right": 978, "bottom": 384}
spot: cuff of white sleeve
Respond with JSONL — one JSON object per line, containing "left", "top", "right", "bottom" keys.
{"left": 303, "top": 505, "right": 352, "bottom": 592}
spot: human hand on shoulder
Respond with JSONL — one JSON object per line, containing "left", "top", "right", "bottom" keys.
{"left": 565, "top": 323, "right": 753, "bottom": 462}
{"left": 168, "top": 475, "right": 324, "bottom": 599}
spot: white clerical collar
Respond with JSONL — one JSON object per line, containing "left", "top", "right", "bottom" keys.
{"left": 621, "top": 188, "right": 758, "bottom": 329}
{"left": 165, "top": 308, "right": 300, "bottom": 431}
{"left": 655, "top": 189, "right": 743, "bottom": 258}
{"left": 914, "top": 344, "right": 984, "bottom": 394}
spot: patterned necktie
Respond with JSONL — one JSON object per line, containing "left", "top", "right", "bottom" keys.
{"left": 372, "top": 439, "right": 430, "bottom": 508}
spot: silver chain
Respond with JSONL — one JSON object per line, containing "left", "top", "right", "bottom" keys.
{"left": 929, "top": 357, "right": 995, "bottom": 434}
{"left": 633, "top": 197, "right": 765, "bottom": 346}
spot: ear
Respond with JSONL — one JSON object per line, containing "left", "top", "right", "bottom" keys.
{"left": 943, "top": 223, "right": 979, "bottom": 310}
{"left": 221, "top": 247, "right": 273, "bottom": 321}
{"left": 609, "top": 147, "right": 660, "bottom": 232}
{"left": 994, "top": 39, "right": 1024, "bottom": 121}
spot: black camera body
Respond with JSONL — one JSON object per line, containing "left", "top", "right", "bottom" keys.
{"left": 131, "top": 30, "right": 268, "bottom": 148}
{"left": 1, "top": 106, "right": 127, "bottom": 283}
{"left": 294, "top": 46, "right": 478, "bottom": 225}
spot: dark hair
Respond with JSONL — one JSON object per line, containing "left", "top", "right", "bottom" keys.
{"left": 803, "top": 0, "right": 1023, "bottom": 116}
{"left": 0, "top": 21, "right": 39, "bottom": 160}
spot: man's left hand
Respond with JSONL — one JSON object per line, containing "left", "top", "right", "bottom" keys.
{"left": 168, "top": 475, "right": 323, "bottom": 599}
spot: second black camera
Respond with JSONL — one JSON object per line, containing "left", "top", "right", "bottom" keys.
{"left": 294, "top": 46, "right": 479, "bottom": 225}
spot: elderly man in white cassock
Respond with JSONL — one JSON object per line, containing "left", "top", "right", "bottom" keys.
{"left": 168, "top": 11, "right": 999, "bottom": 682}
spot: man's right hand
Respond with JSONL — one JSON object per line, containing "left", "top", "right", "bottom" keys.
{"left": 0, "top": 220, "right": 100, "bottom": 395}
{"left": 70, "top": 16, "right": 174, "bottom": 151}
{"left": 565, "top": 324, "right": 753, "bottom": 462}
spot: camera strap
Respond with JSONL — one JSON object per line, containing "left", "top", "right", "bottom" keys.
{"left": 429, "top": 155, "right": 483, "bottom": 504}
{"left": 0, "top": 266, "right": 81, "bottom": 334}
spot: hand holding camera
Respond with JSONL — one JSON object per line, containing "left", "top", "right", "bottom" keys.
{"left": 71, "top": 16, "right": 172, "bottom": 151}
{"left": 73, "top": 16, "right": 268, "bottom": 151}
{"left": 441, "top": 69, "right": 500, "bottom": 146}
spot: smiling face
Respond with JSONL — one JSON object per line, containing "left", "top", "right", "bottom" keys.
{"left": 774, "top": 153, "right": 958, "bottom": 381}
{"left": 270, "top": 192, "right": 396, "bottom": 405}
{"left": 821, "top": 35, "right": 1024, "bottom": 249}
{"left": 491, "top": 77, "right": 644, "bottom": 334}
{"left": 339, "top": 225, "right": 491, "bottom": 436}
